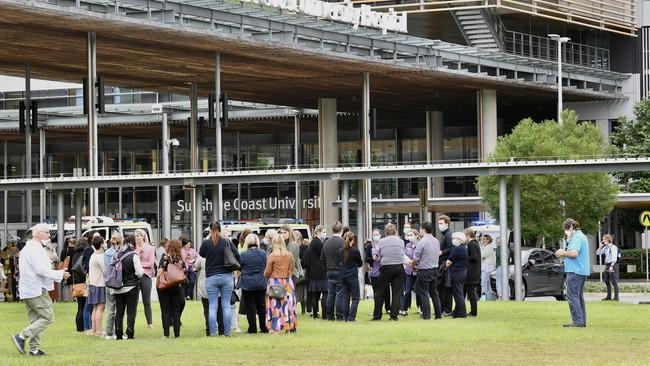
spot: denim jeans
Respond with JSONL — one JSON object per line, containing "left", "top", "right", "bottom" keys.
{"left": 566, "top": 272, "right": 587, "bottom": 326}
{"left": 326, "top": 271, "right": 343, "bottom": 320}
{"left": 206, "top": 273, "right": 234, "bottom": 336}
{"left": 105, "top": 288, "right": 117, "bottom": 336}
{"left": 495, "top": 266, "right": 504, "bottom": 298}
{"left": 83, "top": 298, "right": 93, "bottom": 330}
{"left": 401, "top": 273, "right": 418, "bottom": 311}
{"left": 339, "top": 275, "right": 360, "bottom": 321}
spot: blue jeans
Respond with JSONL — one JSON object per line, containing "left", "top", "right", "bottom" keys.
{"left": 566, "top": 273, "right": 587, "bottom": 326}
{"left": 83, "top": 298, "right": 93, "bottom": 330}
{"left": 401, "top": 274, "right": 418, "bottom": 311}
{"left": 326, "top": 271, "right": 343, "bottom": 320}
{"left": 481, "top": 266, "right": 496, "bottom": 300}
{"left": 206, "top": 274, "right": 234, "bottom": 336}
{"left": 339, "top": 275, "right": 360, "bottom": 321}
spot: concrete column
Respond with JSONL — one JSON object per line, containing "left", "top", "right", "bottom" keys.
{"left": 356, "top": 180, "right": 365, "bottom": 298}
{"left": 3, "top": 140, "right": 7, "bottom": 245}
{"left": 318, "top": 98, "right": 338, "bottom": 230}
{"left": 512, "top": 175, "right": 523, "bottom": 301}
{"left": 213, "top": 52, "right": 223, "bottom": 221}
{"left": 194, "top": 187, "right": 203, "bottom": 252}
{"left": 25, "top": 64, "right": 32, "bottom": 228}
{"left": 190, "top": 83, "right": 199, "bottom": 247}
{"left": 57, "top": 190, "right": 65, "bottom": 255}
{"left": 499, "top": 176, "right": 510, "bottom": 301}
{"left": 477, "top": 90, "right": 497, "bottom": 161}
{"left": 74, "top": 189, "right": 82, "bottom": 240}
{"left": 341, "top": 181, "right": 349, "bottom": 227}
{"left": 118, "top": 136, "right": 122, "bottom": 218}
{"left": 161, "top": 113, "right": 171, "bottom": 240}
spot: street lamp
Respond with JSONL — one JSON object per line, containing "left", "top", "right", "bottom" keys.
{"left": 548, "top": 34, "right": 571, "bottom": 124}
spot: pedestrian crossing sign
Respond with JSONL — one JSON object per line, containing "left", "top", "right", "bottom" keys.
{"left": 640, "top": 211, "right": 650, "bottom": 227}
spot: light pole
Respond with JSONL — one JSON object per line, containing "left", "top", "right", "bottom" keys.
{"left": 548, "top": 34, "right": 570, "bottom": 124}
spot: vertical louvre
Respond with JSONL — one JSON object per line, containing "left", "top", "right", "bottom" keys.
{"left": 643, "top": 27, "right": 650, "bottom": 100}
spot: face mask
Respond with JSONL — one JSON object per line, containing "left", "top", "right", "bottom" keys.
{"left": 407, "top": 236, "right": 417, "bottom": 243}
{"left": 261, "top": 238, "right": 269, "bottom": 245}
{"left": 372, "top": 235, "right": 381, "bottom": 242}
{"left": 403, "top": 228, "right": 411, "bottom": 235}
{"left": 564, "top": 230, "right": 572, "bottom": 239}
{"left": 438, "top": 224, "right": 447, "bottom": 232}
{"left": 42, "top": 239, "right": 51, "bottom": 247}
{"left": 452, "top": 239, "right": 462, "bottom": 247}
{"left": 319, "top": 232, "right": 327, "bottom": 241}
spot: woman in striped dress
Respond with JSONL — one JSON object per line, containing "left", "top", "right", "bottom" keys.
{"left": 263, "top": 234, "right": 297, "bottom": 334}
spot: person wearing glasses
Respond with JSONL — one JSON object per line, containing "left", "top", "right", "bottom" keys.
{"left": 12, "top": 224, "right": 70, "bottom": 356}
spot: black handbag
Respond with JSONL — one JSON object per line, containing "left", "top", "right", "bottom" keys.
{"left": 71, "top": 253, "right": 84, "bottom": 277}
{"left": 268, "top": 284, "right": 287, "bottom": 300}
{"left": 223, "top": 239, "right": 241, "bottom": 272}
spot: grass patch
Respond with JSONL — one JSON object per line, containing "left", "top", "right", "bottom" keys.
{"left": 1, "top": 300, "right": 649, "bottom": 365}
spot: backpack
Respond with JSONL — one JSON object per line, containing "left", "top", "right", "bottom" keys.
{"left": 105, "top": 251, "right": 135, "bottom": 289}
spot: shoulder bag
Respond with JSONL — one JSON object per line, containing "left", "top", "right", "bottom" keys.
{"left": 223, "top": 239, "right": 241, "bottom": 272}
{"left": 156, "top": 261, "right": 186, "bottom": 290}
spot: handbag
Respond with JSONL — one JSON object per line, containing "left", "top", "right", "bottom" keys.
{"left": 72, "top": 283, "right": 86, "bottom": 298}
{"left": 71, "top": 254, "right": 84, "bottom": 276}
{"left": 230, "top": 290, "right": 240, "bottom": 305}
{"left": 223, "top": 240, "right": 241, "bottom": 272}
{"left": 268, "top": 284, "right": 287, "bottom": 300}
{"left": 156, "top": 262, "right": 186, "bottom": 290}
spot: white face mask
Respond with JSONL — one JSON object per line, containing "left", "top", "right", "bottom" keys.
{"left": 319, "top": 232, "right": 327, "bottom": 241}
{"left": 452, "top": 239, "right": 462, "bottom": 247}
{"left": 407, "top": 236, "right": 417, "bottom": 243}
{"left": 372, "top": 235, "right": 381, "bottom": 242}
{"left": 42, "top": 239, "right": 51, "bottom": 247}
{"left": 438, "top": 224, "right": 448, "bottom": 232}
{"left": 403, "top": 228, "right": 411, "bottom": 235}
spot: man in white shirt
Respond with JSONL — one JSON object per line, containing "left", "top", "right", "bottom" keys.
{"left": 12, "top": 223, "right": 70, "bottom": 356}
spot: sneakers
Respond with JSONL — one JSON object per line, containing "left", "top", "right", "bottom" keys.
{"left": 11, "top": 334, "right": 26, "bottom": 354}
{"left": 233, "top": 327, "right": 242, "bottom": 333}
{"left": 563, "top": 323, "right": 586, "bottom": 328}
{"left": 30, "top": 350, "right": 47, "bottom": 357}
{"left": 601, "top": 297, "right": 611, "bottom": 301}
{"left": 105, "top": 335, "right": 117, "bottom": 340}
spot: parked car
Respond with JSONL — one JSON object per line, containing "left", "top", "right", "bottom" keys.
{"left": 490, "top": 247, "right": 566, "bottom": 301}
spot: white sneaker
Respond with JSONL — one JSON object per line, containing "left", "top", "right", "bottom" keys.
{"left": 105, "top": 335, "right": 117, "bottom": 340}
{"left": 233, "top": 328, "right": 242, "bottom": 333}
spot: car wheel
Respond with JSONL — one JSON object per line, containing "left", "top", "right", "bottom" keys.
{"left": 555, "top": 278, "right": 567, "bottom": 301}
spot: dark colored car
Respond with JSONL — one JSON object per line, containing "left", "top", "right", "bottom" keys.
{"left": 491, "top": 247, "right": 566, "bottom": 301}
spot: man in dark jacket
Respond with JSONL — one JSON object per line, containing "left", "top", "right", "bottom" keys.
{"left": 464, "top": 228, "right": 481, "bottom": 317}
{"left": 320, "top": 222, "right": 344, "bottom": 321}
{"left": 303, "top": 226, "right": 328, "bottom": 319}
{"left": 437, "top": 215, "right": 453, "bottom": 316}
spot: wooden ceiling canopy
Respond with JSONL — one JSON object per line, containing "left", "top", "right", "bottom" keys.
{"left": 0, "top": 0, "right": 613, "bottom": 116}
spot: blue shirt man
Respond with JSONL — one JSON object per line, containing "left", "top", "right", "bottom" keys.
{"left": 564, "top": 230, "right": 590, "bottom": 276}
{"left": 557, "top": 218, "right": 589, "bottom": 328}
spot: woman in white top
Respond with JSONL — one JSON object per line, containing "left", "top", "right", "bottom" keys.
{"left": 88, "top": 236, "right": 106, "bottom": 338}
{"left": 479, "top": 234, "right": 497, "bottom": 300}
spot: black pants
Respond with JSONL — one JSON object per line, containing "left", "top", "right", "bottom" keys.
{"left": 464, "top": 284, "right": 479, "bottom": 316}
{"left": 415, "top": 268, "right": 441, "bottom": 319}
{"left": 309, "top": 291, "right": 327, "bottom": 318}
{"left": 201, "top": 297, "right": 225, "bottom": 336}
{"left": 158, "top": 285, "right": 185, "bottom": 338}
{"left": 370, "top": 276, "right": 390, "bottom": 313}
{"left": 115, "top": 286, "right": 140, "bottom": 339}
{"left": 140, "top": 276, "right": 153, "bottom": 325}
{"left": 242, "top": 289, "right": 267, "bottom": 334}
{"left": 438, "top": 267, "right": 452, "bottom": 313}
{"left": 451, "top": 271, "right": 467, "bottom": 318}
{"left": 373, "top": 264, "right": 405, "bottom": 320}
{"left": 75, "top": 296, "right": 87, "bottom": 332}
{"left": 604, "top": 263, "right": 620, "bottom": 299}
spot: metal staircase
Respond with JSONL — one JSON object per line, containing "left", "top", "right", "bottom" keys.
{"left": 451, "top": 6, "right": 505, "bottom": 52}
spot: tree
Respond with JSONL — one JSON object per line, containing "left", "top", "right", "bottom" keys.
{"left": 476, "top": 110, "right": 619, "bottom": 242}
{"left": 609, "top": 98, "right": 650, "bottom": 193}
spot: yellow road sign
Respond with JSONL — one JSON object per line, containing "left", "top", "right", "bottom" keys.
{"left": 640, "top": 211, "right": 650, "bottom": 227}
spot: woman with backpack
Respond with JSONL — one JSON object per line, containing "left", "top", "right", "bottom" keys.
{"left": 264, "top": 234, "right": 297, "bottom": 334}
{"left": 112, "top": 234, "right": 144, "bottom": 340}
{"left": 157, "top": 239, "right": 186, "bottom": 338}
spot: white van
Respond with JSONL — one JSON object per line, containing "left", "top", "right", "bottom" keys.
{"left": 82, "top": 218, "right": 153, "bottom": 243}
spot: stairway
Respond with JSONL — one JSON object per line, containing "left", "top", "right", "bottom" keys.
{"left": 451, "top": 8, "right": 504, "bottom": 52}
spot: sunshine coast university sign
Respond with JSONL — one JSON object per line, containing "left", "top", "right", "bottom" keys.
{"left": 240, "top": 0, "right": 408, "bottom": 34}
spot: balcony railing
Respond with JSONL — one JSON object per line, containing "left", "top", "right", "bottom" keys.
{"left": 505, "top": 30, "right": 610, "bottom": 70}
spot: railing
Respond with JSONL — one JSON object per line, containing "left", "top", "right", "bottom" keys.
{"left": 504, "top": 30, "right": 610, "bottom": 70}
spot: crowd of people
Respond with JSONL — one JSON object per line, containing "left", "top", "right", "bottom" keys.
{"left": 8, "top": 216, "right": 612, "bottom": 355}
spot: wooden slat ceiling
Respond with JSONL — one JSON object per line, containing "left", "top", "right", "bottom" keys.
{"left": 0, "top": 1, "right": 615, "bottom": 119}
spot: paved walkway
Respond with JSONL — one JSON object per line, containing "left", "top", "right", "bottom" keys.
{"left": 526, "top": 293, "right": 650, "bottom": 304}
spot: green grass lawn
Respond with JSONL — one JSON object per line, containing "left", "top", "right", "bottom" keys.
{"left": 1, "top": 299, "right": 649, "bottom": 365}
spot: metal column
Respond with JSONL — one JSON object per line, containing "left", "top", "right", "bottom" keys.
{"left": 512, "top": 175, "right": 523, "bottom": 301}
{"left": 294, "top": 115, "right": 301, "bottom": 218}
{"left": 39, "top": 128, "right": 46, "bottom": 221}
{"left": 25, "top": 64, "right": 32, "bottom": 228}
{"left": 341, "top": 181, "right": 349, "bottom": 227}
{"left": 118, "top": 136, "right": 122, "bottom": 218}
{"left": 86, "top": 32, "right": 99, "bottom": 216}
{"left": 499, "top": 176, "right": 510, "bottom": 301}
{"left": 57, "top": 190, "right": 65, "bottom": 255}
{"left": 74, "top": 189, "right": 82, "bottom": 240}
{"left": 212, "top": 53, "right": 223, "bottom": 222}
{"left": 361, "top": 72, "right": 372, "bottom": 241}
{"left": 356, "top": 180, "right": 365, "bottom": 297}
{"left": 161, "top": 113, "right": 171, "bottom": 240}
{"left": 3, "top": 141, "right": 7, "bottom": 245}
{"left": 194, "top": 186, "right": 203, "bottom": 251}
{"left": 190, "top": 83, "right": 199, "bottom": 248}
